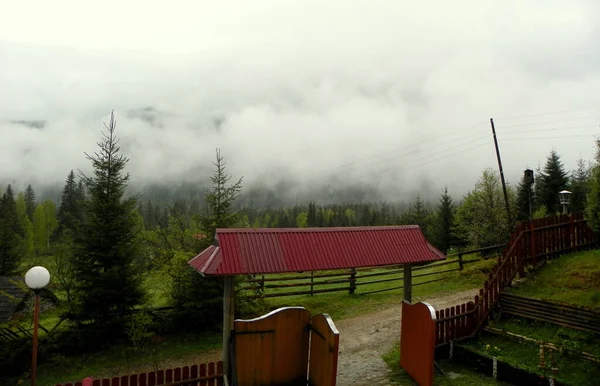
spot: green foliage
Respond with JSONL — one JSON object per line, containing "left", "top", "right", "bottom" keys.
{"left": 125, "top": 309, "right": 155, "bottom": 352}
{"left": 586, "top": 140, "right": 600, "bottom": 231}
{"left": 515, "top": 173, "right": 535, "bottom": 221}
{"left": 33, "top": 200, "right": 58, "bottom": 255}
{"left": 452, "top": 168, "right": 516, "bottom": 248}
{"left": 69, "top": 111, "right": 145, "bottom": 326}
{"left": 55, "top": 170, "right": 86, "bottom": 239}
{"left": 0, "top": 185, "right": 22, "bottom": 276}
{"left": 24, "top": 184, "right": 37, "bottom": 222}
{"left": 431, "top": 186, "right": 455, "bottom": 253}
{"left": 535, "top": 150, "right": 569, "bottom": 214}
{"left": 570, "top": 158, "right": 591, "bottom": 213}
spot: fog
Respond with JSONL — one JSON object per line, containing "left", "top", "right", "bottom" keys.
{"left": 1, "top": 1, "right": 600, "bottom": 205}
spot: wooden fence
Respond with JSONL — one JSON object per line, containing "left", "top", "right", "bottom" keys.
{"left": 499, "top": 292, "right": 600, "bottom": 334}
{"left": 434, "top": 212, "right": 599, "bottom": 347}
{"left": 241, "top": 255, "right": 479, "bottom": 299}
{"left": 54, "top": 361, "right": 224, "bottom": 386}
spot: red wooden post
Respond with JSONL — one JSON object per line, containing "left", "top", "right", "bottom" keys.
{"left": 82, "top": 379, "right": 93, "bottom": 386}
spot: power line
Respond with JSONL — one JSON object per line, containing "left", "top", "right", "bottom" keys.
{"left": 500, "top": 124, "right": 599, "bottom": 135}
{"left": 300, "top": 121, "right": 488, "bottom": 180}
{"left": 495, "top": 115, "right": 600, "bottom": 129}
{"left": 317, "top": 136, "right": 492, "bottom": 183}
{"left": 495, "top": 105, "right": 600, "bottom": 121}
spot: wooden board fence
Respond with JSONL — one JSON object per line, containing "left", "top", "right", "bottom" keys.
{"left": 54, "top": 361, "right": 224, "bottom": 386}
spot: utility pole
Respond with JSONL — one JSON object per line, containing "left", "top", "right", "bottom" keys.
{"left": 490, "top": 118, "right": 512, "bottom": 225}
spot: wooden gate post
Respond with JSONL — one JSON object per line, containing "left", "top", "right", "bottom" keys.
{"left": 403, "top": 264, "right": 413, "bottom": 303}
{"left": 223, "top": 276, "right": 235, "bottom": 385}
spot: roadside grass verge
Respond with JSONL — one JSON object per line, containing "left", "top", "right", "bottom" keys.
{"left": 382, "top": 343, "right": 510, "bottom": 385}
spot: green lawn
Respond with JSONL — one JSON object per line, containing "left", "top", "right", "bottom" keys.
{"left": 506, "top": 249, "right": 600, "bottom": 309}
{"left": 383, "top": 343, "right": 510, "bottom": 386}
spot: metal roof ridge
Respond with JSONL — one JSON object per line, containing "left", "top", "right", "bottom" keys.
{"left": 200, "top": 245, "right": 221, "bottom": 274}
{"left": 216, "top": 225, "right": 421, "bottom": 233}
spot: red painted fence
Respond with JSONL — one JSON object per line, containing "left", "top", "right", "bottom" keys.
{"left": 434, "top": 212, "right": 598, "bottom": 347}
{"left": 55, "top": 361, "right": 224, "bottom": 386}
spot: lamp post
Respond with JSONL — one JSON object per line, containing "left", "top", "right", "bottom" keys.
{"left": 559, "top": 190, "right": 572, "bottom": 215}
{"left": 24, "top": 266, "right": 51, "bottom": 386}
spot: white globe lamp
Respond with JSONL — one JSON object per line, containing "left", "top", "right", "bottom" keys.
{"left": 25, "top": 266, "right": 51, "bottom": 290}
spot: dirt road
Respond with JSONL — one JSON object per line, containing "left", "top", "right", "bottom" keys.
{"left": 334, "top": 289, "right": 479, "bottom": 385}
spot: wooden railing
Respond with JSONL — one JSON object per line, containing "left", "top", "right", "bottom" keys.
{"left": 434, "top": 212, "right": 599, "bottom": 347}
{"left": 54, "top": 361, "right": 224, "bottom": 386}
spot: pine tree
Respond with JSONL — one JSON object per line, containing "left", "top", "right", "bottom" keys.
{"left": 586, "top": 140, "right": 600, "bottom": 231}
{"left": 24, "top": 184, "right": 37, "bottom": 222}
{"left": 570, "top": 158, "right": 591, "bottom": 213}
{"left": 70, "top": 111, "right": 145, "bottom": 324}
{"left": 307, "top": 202, "right": 317, "bottom": 227}
{"left": 0, "top": 185, "right": 22, "bottom": 276}
{"left": 198, "top": 149, "right": 244, "bottom": 240}
{"left": 536, "top": 150, "right": 569, "bottom": 214}
{"left": 515, "top": 173, "right": 535, "bottom": 221}
{"left": 432, "top": 187, "right": 455, "bottom": 253}
{"left": 56, "top": 170, "right": 86, "bottom": 239}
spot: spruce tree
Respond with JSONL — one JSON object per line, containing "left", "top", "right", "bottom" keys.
{"left": 56, "top": 170, "right": 86, "bottom": 239}
{"left": 173, "top": 149, "right": 243, "bottom": 328}
{"left": 570, "top": 158, "right": 590, "bottom": 213}
{"left": 199, "top": 149, "right": 244, "bottom": 238}
{"left": 0, "top": 185, "right": 21, "bottom": 276}
{"left": 432, "top": 187, "right": 455, "bottom": 253}
{"left": 515, "top": 173, "right": 535, "bottom": 221}
{"left": 536, "top": 150, "right": 569, "bottom": 214}
{"left": 70, "top": 111, "right": 144, "bottom": 325}
{"left": 24, "top": 184, "right": 37, "bottom": 222}
{"left": 586, "top": 140, "right": 600, "bottom": 230}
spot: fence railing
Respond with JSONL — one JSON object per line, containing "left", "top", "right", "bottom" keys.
{"left": 434, "top": 212, "right": 599, "bottom": 347}
{"left": 499, "top": 292, "right": 600, "bottom": 334}
{"left": 240, "top": 255, "right": 480, "bottom": 299}
{"left": 54, "top": 361, "right": 224, "bottom": 386}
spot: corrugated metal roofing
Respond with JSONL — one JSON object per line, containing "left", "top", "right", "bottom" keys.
{"left": 188, "top": 225, "right": 445, "bottom": 276}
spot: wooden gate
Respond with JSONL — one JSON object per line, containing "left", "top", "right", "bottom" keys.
{"left": 308, "top": 314, "right": 339, "bottom": 386}
{"left": 232, "top": 307, "right": 339, "bottom": 386}
{"left": 400, "top": 301, "right": 437, "bottom": 386}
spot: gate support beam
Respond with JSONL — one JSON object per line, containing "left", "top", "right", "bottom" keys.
{"left": 403, "top": 264, "right": 412, "bottom": 303}
{"left": 223, "top": 276, "right": 235, "bottom": 385}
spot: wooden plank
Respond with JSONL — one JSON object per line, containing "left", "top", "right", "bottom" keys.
{"left": 233, "top": 307, "right": 310, "bottom": 386}
{"left": 308, "top": 313, "right": 340, "bottom": 386}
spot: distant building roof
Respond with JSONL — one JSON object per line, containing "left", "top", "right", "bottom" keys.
{"left": 188, "top": 226, "right": 445, "bottom": 276}
{"left": 0, "top": 277, "right": 27, "bottom": 324}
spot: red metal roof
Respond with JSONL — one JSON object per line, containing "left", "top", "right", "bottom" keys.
{"left": 188, "top": 226, "right": 445, "bottom": 276}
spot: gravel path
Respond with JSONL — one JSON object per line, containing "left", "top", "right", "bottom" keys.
{"left": 334, "top": 289, "right": 479, "bottom": 386}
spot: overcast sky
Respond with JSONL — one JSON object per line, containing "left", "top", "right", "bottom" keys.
{"left": 1, "top": 0, "right": 600, "bottom": 201}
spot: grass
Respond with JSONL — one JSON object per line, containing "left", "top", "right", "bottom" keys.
{"left": 382, "top": 343, "right": 511, "bottom": 385}
{"left": 507, "top": 249, "right": 600, "bottom": 309}
{"left": 462, "top": 332, "right": 600, "bottom": 386}
{"left": 490, "top": 316, "right": 600, "bottom": 357}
